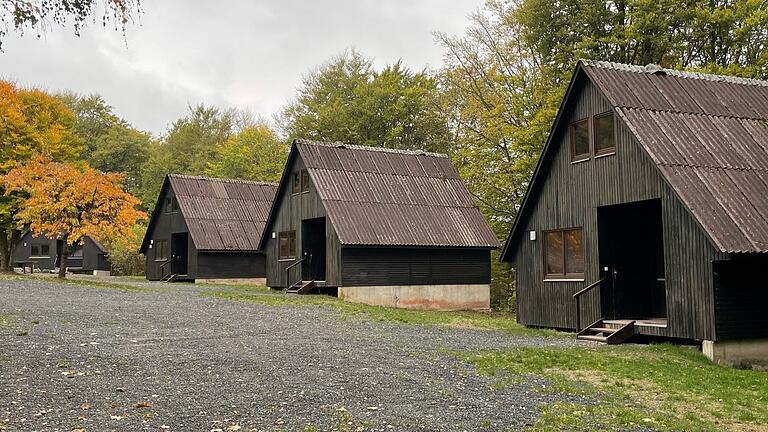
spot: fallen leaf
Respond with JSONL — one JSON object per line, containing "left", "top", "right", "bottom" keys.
{"left": 80, "top": 403, "right": 91, "bottom": 410}
{"left": 135, "top": 400, "right": 152, "bottom": 408}
{"left": 227, "top": 426, "right": 241, "bottom": 431}
{"left": 110, "top": 415, "right": 124, "bottom": 420}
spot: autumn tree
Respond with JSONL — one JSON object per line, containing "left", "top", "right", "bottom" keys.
{"left": 0, "top": 0, "right": 141, "bottom": 49}
{"left": 0, "top": 80, "right": 83, "bottom": 271}
{"left": 279, "top": 50, "right": 449, "bottom": 153}
{"left": 1, "top": 156, "right": 146, "bottom": 278}
{"left": 205, "top": 124, "right": 287, "bottom": 183}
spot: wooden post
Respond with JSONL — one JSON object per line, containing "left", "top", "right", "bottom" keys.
{"left": 575, "top": 296, "right": 581, "bottom": 332}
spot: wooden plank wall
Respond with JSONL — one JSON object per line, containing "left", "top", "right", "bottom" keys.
{"left": 264, "top": 156, "right": 343, "bottom": 287}
{"left": 144, "top": 185, "right": 196, "bottom": 280}
{"left": 196, "top": 252, "right": 266, "bottom": 279}
{"left": 340, "top": 248, "right": 491, "bottom": 286}
{"left": 713, "top": 257, "right": 768, "bottom": 340}
{"left": 13, "top": 232, "right": 59, "bottom": 270}
{"left": 509, "top": 76, "right": 726, "bottom": 340}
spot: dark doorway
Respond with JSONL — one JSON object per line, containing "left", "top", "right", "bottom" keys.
{"left": 171, "top": 233, "right": 188, "bottom": 275}
{"left": 301, "top": 217, "right": 326, "bottom": 281}
{"left": 598, "top": 199, "right": 666, "bottom": 319}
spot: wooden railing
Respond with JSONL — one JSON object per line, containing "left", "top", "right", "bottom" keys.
{"left": 573, "top": 277, "right": 606, "bottom": 332}
{"left": 284, "top": 257, "right": 306, "bottom": 287}
{"left": 159, "top": 256, "right": 176, "bottom": 280}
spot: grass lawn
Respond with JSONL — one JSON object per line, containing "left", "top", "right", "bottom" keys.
{"left": 202, "top": 284, "right": 561, "bottom": 338}
{"left": 0, "top": 273, "right": 151, "bottom": 292}
{"left": 466, "top": 344, "right": 768, "bottom": 431}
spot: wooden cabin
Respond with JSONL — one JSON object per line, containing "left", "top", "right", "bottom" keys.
{"left": 258, "top": 140, "right": 499, "bottom": 310}
{"left": 14, "top": 231, "right": 110, "bottom": 274}
{"left": 140, "top": 174, "right": 278, "bottom": 282}
{"left": 501, "top": 60, "right": 768, "bottom": 366}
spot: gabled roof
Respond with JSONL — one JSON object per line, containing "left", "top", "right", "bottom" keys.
{"left": 19, "top": 229, "right": 106, "bottom": 253}
{"left": 140, "top": 174, "right": 278, "bottom": 253}
{"left": 259, "top": 140, "right": 500, "bottom": 249}
{"left": 502, "top": 60, "right": 768, "bottom": 259}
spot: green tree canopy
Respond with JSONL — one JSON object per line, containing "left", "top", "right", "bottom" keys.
{"left": 279, "top": 50, "right": 449, "bottom": 153}
{"left": 205, "top": 124, "right": 287, "bottom": 183}
{"left": 137, "top": 104, "right": 237, "bottom": 208}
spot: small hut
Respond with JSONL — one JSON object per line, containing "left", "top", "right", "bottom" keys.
{"left": 258, "top": 140, "right": 499, "bottom": 310}
{"left": 140, "top": 174, "right": 278, "bottom": 282}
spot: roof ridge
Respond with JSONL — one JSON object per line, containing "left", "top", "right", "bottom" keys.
{"left": 616, "top": 106, "right": 768, "bottom": 122}
{"left": 294, "top": 139, "right": 449, "bottom": 158}
{"left": 581, "top": 59, "right": 768, "bottom": 88}
{"left": 168, "top": 173, "right": 278, "bottom": 187}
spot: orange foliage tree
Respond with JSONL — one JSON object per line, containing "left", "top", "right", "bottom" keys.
{"left": 1, "top": 156, "right": 146, "bottom": 278}
{"left": 0, "top": 80, "right": 83, "bottom": 271}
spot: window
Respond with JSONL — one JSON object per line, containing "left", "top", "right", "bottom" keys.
{"left": 154, "top": 240, "right": 168, "bottom": 261}
{"left": 31, "top": 244, "right": 50, "bottom": 257}
{"left": 594, "top": 112, "right": 615, "bottom": 155}
{"left": 569, "top": 119, "right": 590, "bottom": 161}
{"left": 544, "top": 228, "right": 584, "bottom": 279}
{"left": 278, "top": 231, "right": 296, "bottom": 260}
{"left": 291, "top": 172, "right": 301, "bottom": 194}
{"left": 164, "top": 197, "right": 179, "bottom": 213}
{"left": 301, "top": 169, "right": 310, "bottom": 193}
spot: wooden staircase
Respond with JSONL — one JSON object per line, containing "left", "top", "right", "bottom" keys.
{"left": 161, "top": 273, "right": 177, "bottom": 282}
{"left": 287, "top": 280, "right": 315, "bottom": 295}
{"left": 577, "top": 319, "right": 635, "bottom": 344}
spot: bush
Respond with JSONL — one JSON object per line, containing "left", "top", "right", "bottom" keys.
{"left": 104, "top": 223, "right": 145, "bottom": 276}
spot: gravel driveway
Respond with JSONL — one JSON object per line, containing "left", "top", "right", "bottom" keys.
{"left": 0, "top": 277, "right": 582, "bottom": 432}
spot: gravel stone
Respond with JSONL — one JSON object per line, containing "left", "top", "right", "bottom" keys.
{"left": 0, "top": 277, "right": 586, "bottom": 431}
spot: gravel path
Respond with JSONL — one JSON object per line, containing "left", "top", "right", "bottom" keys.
{"left": 0, "top": 277, "right": 584, "bottom": 431}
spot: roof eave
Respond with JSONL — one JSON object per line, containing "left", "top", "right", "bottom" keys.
{"left": 499, "top": 60, "right": 590, "bottom": 262}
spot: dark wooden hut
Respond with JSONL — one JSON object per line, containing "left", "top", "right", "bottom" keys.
{"left": 14, "top": 231, "right": 110, "bottom": 273}
{"left": 501, "top": 60, "right": 768, "bottom": 365}
{"left": 258, "top": 140, "right": 499, "bottom": 310}
{"left": 140, "top": 174, "right": 278, "bottom": 282}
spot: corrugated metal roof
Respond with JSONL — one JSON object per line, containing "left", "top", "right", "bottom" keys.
{"left": 582, "top": 61, "right": 768, "bottom": 253}
{"left": 295, "top": 140, "right": 499, "bottom": 248}
{"left": 168, "top": 175, "right": 277, "bottom": 251}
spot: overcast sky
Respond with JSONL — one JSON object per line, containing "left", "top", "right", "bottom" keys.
{"left": 0, "top": 1, "right": 483, "bottom": 136}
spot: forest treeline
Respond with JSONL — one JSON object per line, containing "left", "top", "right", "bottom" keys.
{"left": 2, "top": 0, "right": 767, "bottom": 305}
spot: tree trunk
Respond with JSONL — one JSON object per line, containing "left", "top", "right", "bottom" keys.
{"left": 58, "top": 234, "right": 69, "bottom": 279}
{"left": 0, "top": 228, "right": 21, "bottom": 272}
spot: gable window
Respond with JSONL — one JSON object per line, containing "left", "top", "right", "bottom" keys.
{"left": 594, "top": 112, "right": 615, "bottom": 155}
{"left": 301, "top": 169, "right": 310, "bottom": 193}
{"left": 569, "top": 119, "right": 590, "bottom": 161}
{"left": 291, "top": 172, "right": 301, "bottom": 194}
{"left": 154, "top": 240, "right": 168, "bottom": 261}
{"left": 278, "top": 231, "right": 296, "bottom": 260}
{"left": 30, "top": 244, "right": 50, "bottom": 257}
{"left": 165, "top": 197, "right": 179, "bottom": 213}
{"left": 544, "top": 228, "right": 584, "bottom": 279}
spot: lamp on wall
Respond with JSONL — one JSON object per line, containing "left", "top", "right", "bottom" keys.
{"left": 529, "top": 231, "right": 536, "bottom": 241}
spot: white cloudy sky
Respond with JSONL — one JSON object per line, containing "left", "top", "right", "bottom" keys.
{"left": 0, "top": 1, "right": 483, "bottom": 136}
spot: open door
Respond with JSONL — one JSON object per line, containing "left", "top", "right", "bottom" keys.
{"left": 171, "top": 233, "right": 188, "bottom": 275}
{"left": 301, "top": 217, "right": 326, "bottom": 281}
{"left": 598, "top": 199, "right": 666, "bottom": 320}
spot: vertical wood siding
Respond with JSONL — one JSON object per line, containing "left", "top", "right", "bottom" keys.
{"left": 340, "top": 248, "right": 491, "bottom": 286}
{"left": 713, "top": 256, "right": 768, "bottom": 340}
{"left": 265, "top": 156, "right": 343, "bottom": 287}
{"left": 144, "top": 185, "right": 197, "bottom": 280}
{"left": 509, "top": 77, "right": 726, "bottom": 340}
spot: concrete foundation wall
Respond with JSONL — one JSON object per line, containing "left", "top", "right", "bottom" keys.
{"left": 338, "top": 284, "right": 491, "bottom": 311}
{"left": 703, "top": 339, "right": 768, "bottom": 370}
{"left": 196, "top": 278, "right": 267, "bottom": 286}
